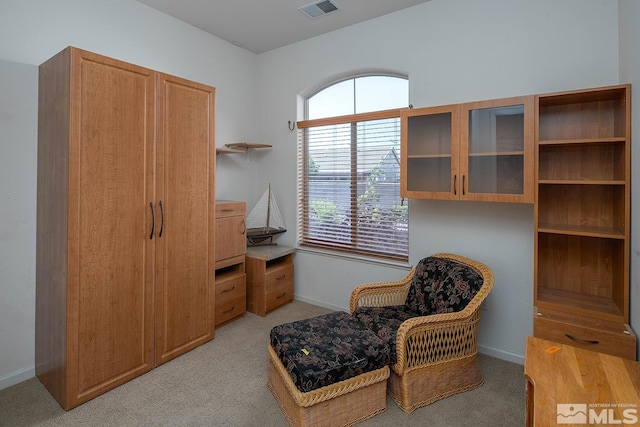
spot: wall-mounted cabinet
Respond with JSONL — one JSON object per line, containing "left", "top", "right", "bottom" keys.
{"left": 533, "top": 84, "right": 635, "bottom": 359}
{"left": 401, "top": 96, "right": 534, "bottom": 203}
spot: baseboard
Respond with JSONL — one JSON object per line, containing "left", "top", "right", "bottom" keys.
{"left": 293, "top": 296, "right": 347, "bottom": 313}
{"left": 0, "top": 366, "right": 35, "bottom": 391}
{"left": 478, "top": 344, "right": 524, "bottom": 365}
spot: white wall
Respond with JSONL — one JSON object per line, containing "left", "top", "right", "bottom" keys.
{"left": 619, "top": 0, "right": 640, "bottom": 357}
{"left": 256, "top": 0, "right": 621, "bottom": 363}
{"left": 0, "top": 0, "right": 261, "bottom": 389}
{"left": 0, "top": 59, "right": 38, "bottom": 389}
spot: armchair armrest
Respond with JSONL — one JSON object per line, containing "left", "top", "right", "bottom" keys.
{"left": 349, "top": 268, "right": 415, "bottom": 313}
{"left": 392, "top": 281, "right": 492, "bottom": 373}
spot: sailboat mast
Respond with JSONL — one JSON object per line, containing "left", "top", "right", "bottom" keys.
{"left": 265, "top": 183, "right": 271, "bottom": 233}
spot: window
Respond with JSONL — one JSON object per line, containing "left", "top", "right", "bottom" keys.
{"left": 297, "top": 75, "right": 409, "bottom": 261}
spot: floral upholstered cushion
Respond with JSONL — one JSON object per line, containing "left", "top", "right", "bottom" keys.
{"left": 351, "top": 305, "right": 421, "bottom": 364}
{"left": 405, "top": 256, "right": 484, "bottom": 316}
{"left": 270, "top": 311, "right": 391, "bottom": 393}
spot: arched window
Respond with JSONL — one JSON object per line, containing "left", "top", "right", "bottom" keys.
{"left": 297, "top": 75, "right": 409, "bottom": 261}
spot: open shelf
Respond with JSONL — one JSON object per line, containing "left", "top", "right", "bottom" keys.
{"left": 216, "top": 147, "right": 245, "bottom": 154}
{"left": 538, "top": 140, "right": 625, "bottom": 182}
{"left": 537, "top": 184, "right": 625, "bottom": 234}
{"left": 536, "top": 232, "right": 625, "bottom": 322}
{"left": 536, "top": 288, "right": 623, "bottom": 319}
{"left": 537, "top": 224, "right": 625, "bottom": 239}
{"left": 538, "top": 86, "right": 628, "bottom": 141}
{"left": 225, "top": 142, "right": 272, "bottom": 150}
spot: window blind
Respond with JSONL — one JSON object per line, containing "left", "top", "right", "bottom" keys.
{"left": 297, "top": 109, "right": 408, "bottom": 261}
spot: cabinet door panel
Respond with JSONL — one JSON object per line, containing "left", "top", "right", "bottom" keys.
{"left": 460, "top": 96, "right": 534, "bottom": 203}
{"left": 215, "top": 215, "right": 246, "bottom": 263}
{"left": 69, "top": 50, "right": 155, "bottom": 403}
{"left": 155, "top": 74, "right": 215, "bottom": 365}
{"left": 401, "top": 105, "right": 460, "bottom": 199}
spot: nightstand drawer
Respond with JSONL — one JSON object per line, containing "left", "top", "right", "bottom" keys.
{"left": 216, "top": 295, "right": 246, "bottom": 326}
{"left": 265, "top": 282, "right": 294, "bottom": 313}
{"left": 534, "top": 309, "right": 636, "bottom": 360}
{"left": 215, "top": 274, "right": 246, "bottom": 303}
{"left": 265, "top": 264, "right": 294, "bottom": 289}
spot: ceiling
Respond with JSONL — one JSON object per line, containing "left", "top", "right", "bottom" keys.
{"left": 135, "top": 0, "right": 432, "bottom": 54}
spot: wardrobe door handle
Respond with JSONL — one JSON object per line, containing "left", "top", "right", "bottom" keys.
{"left": 565, "top": 334, "right": 599, "bottom": 345}
{"left": 462, "top": 175, "right": 466, "bottom": 195}
{"left": 241, "top": 220, "right": 246, "bottom": 235}
{"left": 453, "top": 175, "right": 457, "bottom": 196}
{"left": 159, "top": 200, "right": 164, "bottom": 238}
{"left": 149, "top": 202, "right": 155, "bottom": 239}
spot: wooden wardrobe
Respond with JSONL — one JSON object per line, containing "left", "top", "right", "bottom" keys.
{"left": 36, "top": 47, "right": 216, "bottom": 410}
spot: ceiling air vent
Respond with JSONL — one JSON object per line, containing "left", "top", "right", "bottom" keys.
{"left": 298, "top": 0, "right": 340, "bottom": 19}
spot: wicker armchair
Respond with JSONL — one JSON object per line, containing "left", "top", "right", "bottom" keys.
{"left": 349, "top": 253, "right": 494, "bottom": 413}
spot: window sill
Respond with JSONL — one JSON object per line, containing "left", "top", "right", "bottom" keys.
{"left": 295, "top": 246, "right": 412, "bottom": 271}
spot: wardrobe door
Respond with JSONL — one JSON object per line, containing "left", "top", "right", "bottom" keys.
{"left": 68, "top": 49, "right": 156, "bottom": 407}
{"left": 155, "top": 73, "right": 216, "bottom": 365}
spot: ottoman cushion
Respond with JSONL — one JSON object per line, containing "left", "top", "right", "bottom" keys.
{"left": 270, "top": 311, "right": 391, "bottom": 393}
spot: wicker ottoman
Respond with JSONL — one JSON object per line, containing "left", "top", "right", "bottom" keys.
{"left": 268, "top": 311, "right": 391, "bottom": 427}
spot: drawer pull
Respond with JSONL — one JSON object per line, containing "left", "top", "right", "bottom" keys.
{"left": 222, "top": 306, "right": 236, "bottom": 314}
{"left": 221, "top": 209, "right": 234, "bottom": 212}
{"left": 565, "top": 333, "right": 599, "bottom": 345}
{"left": 275, "top": 293, "right": 286, "bottom": 299}
{"left": 221, "top": 286, "right": 235, "bottom": 293}
{"left": 276, "top": 275, "right": 286, "bottom": 280}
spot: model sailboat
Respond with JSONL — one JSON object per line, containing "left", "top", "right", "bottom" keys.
{"left": 246, "top": 184, "right": 286, "bottom": 245}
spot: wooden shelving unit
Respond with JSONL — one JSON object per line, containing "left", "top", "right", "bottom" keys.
{"left": 533, "top": 84, "right": 635, "bottom": 359}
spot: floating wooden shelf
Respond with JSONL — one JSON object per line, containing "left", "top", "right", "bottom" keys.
{"left": 225, "top": 142, "right": 272, "bottom": 150}
{"left": 216, "top": 147, "right": 245, "bottom": 154}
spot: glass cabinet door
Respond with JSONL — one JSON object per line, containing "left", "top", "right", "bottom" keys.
{"left": 401, "top": 105, "right": 460, "bottom": 200}
{"left": 460, "top": 96, "right": 534, "bottom": 203}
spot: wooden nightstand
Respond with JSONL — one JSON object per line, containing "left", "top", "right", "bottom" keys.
{"left": 246, "top": 246, "right": 295, "bottom": 316}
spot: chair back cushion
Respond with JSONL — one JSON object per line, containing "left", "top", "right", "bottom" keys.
{"left": 405, "top": 256, "right": 484, "bottom": 315}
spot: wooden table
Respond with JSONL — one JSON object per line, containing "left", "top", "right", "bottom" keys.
{"left": 524, "top": 336, "right": 640, "bottom": 426}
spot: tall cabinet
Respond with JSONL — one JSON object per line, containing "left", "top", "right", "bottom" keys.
{"left": 36, "top": 47, "right": 216, "bottom": 409}
{"left": 533, "top": 84, "right": 636, "bottom": 359}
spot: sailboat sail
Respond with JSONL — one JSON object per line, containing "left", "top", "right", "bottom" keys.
{"left": 246, "top": 185, "right": 286, "bottom": 239}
